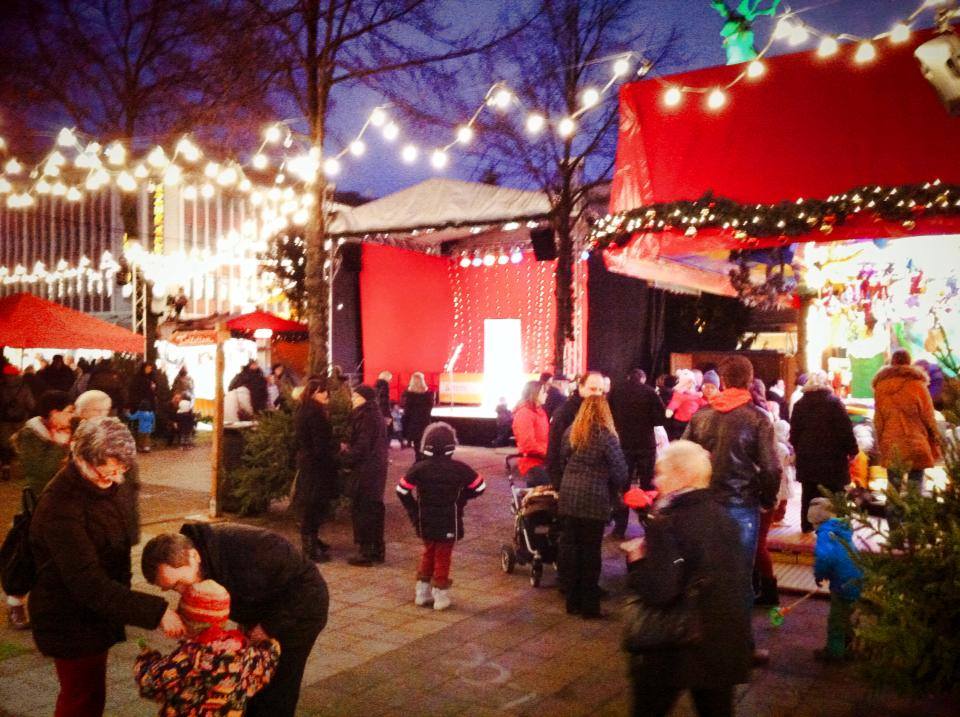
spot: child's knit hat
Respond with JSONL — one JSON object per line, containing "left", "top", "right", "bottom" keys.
{"left": 178, "top": 579, "right": 231, "bottom": 631}
{"left": 702, "top": 370, "right": 720, "bottom": 388}
{"left": 421, "top": 421, "right": 457, "bottom": 457}
{"left": 807, "top": 497, "right": 835, "bottom": 528}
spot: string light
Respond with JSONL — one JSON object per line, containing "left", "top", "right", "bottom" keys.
{"left": 182, "top": 184, "right": 197, "bottom": 200}
{"left": 491, "top": 87, "right": 512, "bottom": 109}
{"left": 4, "top": 159, "right": 21, "bottom": 174}
{"left": 133, "top": 164, "right": 148, "bottom": 179}
{"left": 204, "top": 161, "right": 220, "bottom": 179}
{"left": 66, "top": 187, "right": 82, "bottom": 202}
{"left": 382, "top": 122, "right": 399, "bottom": 141}
{"left": 147, "top": 146, "right": 168, "bottom": 168}
{"left": 323, "top": 157, "right": 341, "bottom": 176}
{"left": 890, "top": 22, "right": 912, "bottom": 43}
{"left": 747, "top": 60, "right": 765, "bottom": 78}
{"left": 525, "top": 113, "right": 545, "bottom": 134}
{"left": 581, "top": 87, "right": 601, "bottom": 109}
{"left": 613, "top": 57, "right": 631, "bottom": 77}
{"left": 855, "top": 41, "right": 877, "bottom": 63}
{"left": 163, "top": 164, "right": 182, "bottom": 185}
{"left": 369, "top": 107, "right": 387, "bottom": 127}
{"left": 557, "top": 117, "right": 576, "bottom": 138}
{"left": 401, "top": 144, "right": 418, "bottom": 163}
{"left": 105, "top": 142, "right": 126, "bottom": 166}
{"left": 252, "top": 153, "right": 268, "bottom": 170}
{"left": 117, "top": 171, "right": 136, "bottom": 192}
{"left": 707, "top": 88, "right": 727, "bottom": 110}
{"left": 817, "top": 36, "right": 839, "bottom": 57}
{"left": 789, "top": 23, "right": 810, "bottom": 46}
{"left": 349, "top": 140, "right": 366, "bottom": 156}
{"left": 201, "top": 183, "right": 215, "bottom": 199}
{"left": 430, "top": 150, "right": 449, "bottom": 169}
{"left": 56, "top": 128, "right": 77, "bottom": 147}
{"left": 664, "top": 87, "right": 683, "bottom": 107}
{"left": 264, "top": 125, "right": 283, "bottom": 143}
{"left": 175, "top": 137, "right": 201, "bottom": 162}
{"left": 456, "top": 125, "right": 474, "bottom": 144}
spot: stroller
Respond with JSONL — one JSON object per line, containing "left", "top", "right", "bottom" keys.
{"left": 499, "top": 454, "right": 560, "bottom": 587}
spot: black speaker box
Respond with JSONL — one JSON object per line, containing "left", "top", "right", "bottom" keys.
{"left": 338, "top": 242, "right": 362, "bottom": 272}
{"left": 530, "top": 227, "right": 556, "bottom": 261}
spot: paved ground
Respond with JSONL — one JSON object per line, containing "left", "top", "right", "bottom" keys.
{"left": 1, "top": 441, "right": 957, "bottom": 716}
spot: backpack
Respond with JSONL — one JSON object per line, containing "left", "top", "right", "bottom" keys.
{"left": 0, "top": 487, "right": 38, "bottom": 595}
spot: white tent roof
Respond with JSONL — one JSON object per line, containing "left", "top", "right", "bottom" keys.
{"left": 327, "top": 178, "right": 552, "bottom": 240}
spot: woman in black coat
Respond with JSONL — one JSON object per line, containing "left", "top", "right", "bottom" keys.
{"left": 789, "top": 371, "right": 858, "bottom": 532}
{"left": 292, "top": 377, "right": 338, "bottom": 563}
{"left": 341, "top": 384, "right": 388, "bottom": 566}
{"left": 401, "top": 371, "right": 434, "bottom": 460}
{"left": 625, "top": 440, "right": 752, "bottom": 717}
{"left": 127, "top": 362, "right": 158, "bottom": 411}
{"left": 29, "top": 417, "right": 182, "bottom": 716}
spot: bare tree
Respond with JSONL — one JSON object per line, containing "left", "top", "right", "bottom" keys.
{"left": 381, "top": 0, "right": 684, "bottom": 373}
{"left": 223, "top": 0, "right": 535, "bottom": 376}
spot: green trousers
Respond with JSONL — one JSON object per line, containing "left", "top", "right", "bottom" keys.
{"left": 826, "top": 593, "right": 855, "bottom": 657}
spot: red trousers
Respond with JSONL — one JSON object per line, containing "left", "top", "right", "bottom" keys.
{"left": 54, "top": 650, "right": 108, "bottom": 717}
{"left": 417, "top": 540, "right": 454, "bottom": 589}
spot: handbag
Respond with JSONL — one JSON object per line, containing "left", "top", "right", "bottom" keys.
{"left": 0, "top": 487, "right": 38, "bottom": 596}
{"left": 622, "top": 579, "right": 703, "bottom": 653}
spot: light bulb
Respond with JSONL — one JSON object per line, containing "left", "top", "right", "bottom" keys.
{"left": 581, "top": 87, "right": 601, "bottom": 109}
{"left": 664, "top": 87, "right": 683, "bottom": 107}
{"left": 773, "top": 17, "right": 793, "bottom": 40}
{"left": 133, "top": 164, "right": 148, "bottom": 179}
{"left": 481, "top": 253, "right": 494, "bottom": 267}
{"left": 183, "top": 185, "right": 197, "bottom": 200}
{"left": 613, "top": 57, "right": 630, "bottom": 77}
{"left": 238, "top": 178, "right": 252, "bottom": 192}
{"left": 855, "top": 41, "right": 876, "bottom": 64}
{"left": 251, "top": 153, "right": 268, "bottom": 170}
{"left": 57, "top": 128, "right": 77, "bottom": 147}
{"left": 163, "top": 164, "right": 182, "bottom": 185}
{"left": 349, "top": 140, "right": 366, "bottom": 156}
{"left": 492, "top": 88, "right": 512, "bottom": 109}
{"left": 497, "top": 254, "right": 509, "bottom": 265}
{"left": 747, "top": 60, "right": 765, "bottom": 78}
{"left": 147, "top": 146, "right": 167, "bottom": 168}
{"left": 459, "top": 256, "right": 471, "bottom": 268}
{"left": 323, "top": 158, "right": 341, "bottom": 176}
{"left": 525, "top": 113, "right": 545, "bottom": 134}
{"left": 369, "top": 108, "right": 387, "bottom": 127}
{"left": 66, "top": 187, "right": 82, "bottom": 202}
{"left": 176, "top": 137, "right": 200, "bottom": 162}
{"left": 51, "top": 181, "right": 67, "bottom": 196}
{"left": 401, "top": 144, "right": 418, "bottom": 163}
{"left": 557, "top": 117, "right": 576, "bottom": 138}
{"left": 201, "top": 183, "right": 215, "bottom": 199}
{"left": 36, "top": 178, "right": 51, "bottom": 194}
{"left": 817, "top": 36, "right": 839, "bottom": 57}
{"left": 707, "top": 88, "right": 727, "bottom": 110}
{"left": 430, "top": 150, "right": 448, "bottom": 169}
{"left": 383, "top": 122, "right": 399, "bottom": 141}
{"left": 471, "top": 255, "right": 483, "bottom": 267}
{"left": 204, "top": 161, "right": 220, "bottom": 178}
{"left": 293, "top": 208, "right": 309, "bottom": 225}
{"left": 0, "top": 178, "right": 11, "bottom": 193}
{"left": 456, "top": 125, "right": 474, "bottom": 144}
{"left": 510, "top": 250, "right": 522, "bottom": 264}
{"left": 117, "top": 171, "right": 137, "bottom": 192}
{"left": 217, "top": 167, "right": 238, "bottom": 186}
{"left": 4, "top": 159, "right": 22, "bottom": 175}
{"left": 105, "top": 142, "right": 126, "bottom": 166}
{"left": 264, "top": 125, "right": 282, "bottom": 143}
{"left": 788, "top": 24, "right": 809, "bottom": 46}
{"left": 889, "top": 22, "right": 910, "bottom": 44}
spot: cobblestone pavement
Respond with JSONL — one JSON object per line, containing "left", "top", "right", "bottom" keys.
{"left": 1, "top": 442, "right": 957, "bottom": 716}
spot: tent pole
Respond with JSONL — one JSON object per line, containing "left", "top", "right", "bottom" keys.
{"left": 209, "top": 320, "right": 227, "bottom": 518}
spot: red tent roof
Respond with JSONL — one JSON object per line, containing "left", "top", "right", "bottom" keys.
{"left": 607, "top": 30, "right": 960, "bottom": 260}
{"left": 0, "top": 293, "right": 145, "bottom": 353}
{"left": 226, "top": 311, "right": 306, "bottom": 334}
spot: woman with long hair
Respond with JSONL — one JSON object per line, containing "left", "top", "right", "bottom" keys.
{"left": 558, "top": 395, "right": 628, "bottom": 618}
{"left": 291, "top": 376, "right": 338, "bottom": 562}
{"left": 401, "top": 372, "right": 434, "bottom": 462}
{"left": 512, "top": 379, "right": 550, "bottom": 487}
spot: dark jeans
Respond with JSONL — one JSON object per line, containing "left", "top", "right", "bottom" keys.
{"left": 559, "top": 516, "right": 605, "bottom": 616}
{"left": 612, "top": 448, "right": 656, "bottom": 535}
{"left": 246, "top": 623, "right": 324, "bottom": 717}
{"left": 631, "top": 679, "right": 733, "bottom": 717}
{"left": 351, "top": 496, "right": 385, "bottom": 550}
{"left": 726, "top": 504, "right": 760, "bottom": 617}
{"left": 54, "top": 650, "right": 108, "bottom": 717}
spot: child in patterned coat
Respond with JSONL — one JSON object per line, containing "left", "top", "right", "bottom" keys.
{"left": 134, "top": 579, "right": 280, "bottom": 716}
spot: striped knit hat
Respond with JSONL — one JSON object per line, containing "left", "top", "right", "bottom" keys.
{"left": 178, "top": 579, "right": 231, "bottom": 630}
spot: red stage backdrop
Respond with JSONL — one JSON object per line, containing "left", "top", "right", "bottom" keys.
{"left": 609, "top": 30, "right": 960, "bottom": 259}
{"left": 360, "top": 244, "right": 454, "bottom": 386}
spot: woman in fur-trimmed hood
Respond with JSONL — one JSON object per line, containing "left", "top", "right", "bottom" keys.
{"left": 872, "top": 350, "right": 940, "bottom": 471}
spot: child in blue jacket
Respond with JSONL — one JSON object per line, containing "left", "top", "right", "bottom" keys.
{"left": 809, "top": 497, "right": 863, "bottom": 661}
{"left": 128, "top": 400, "right": 156, "bottom": 453}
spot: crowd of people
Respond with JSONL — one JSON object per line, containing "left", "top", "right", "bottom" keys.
{"left": 0, "top": 347, "right": 945, "bottom": 716}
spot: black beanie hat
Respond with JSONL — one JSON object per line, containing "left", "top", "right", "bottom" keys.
{"left": 421, "top": 422, "right": 457, "bottom": 457}
{"left": 353, "top": 384, "right": 377, "bottom": 403}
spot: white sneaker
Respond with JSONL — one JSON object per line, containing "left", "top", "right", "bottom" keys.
{"left": 415, "top": 580, "right": 433, "bottom": 607}
{"left": 432, "top": 587, "right": 451, "bottom": 611}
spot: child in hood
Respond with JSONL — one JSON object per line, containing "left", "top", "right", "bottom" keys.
{"left": 809, "top": 498, "right": 863, "bottom": 662}
{"left": 396, "top": 422, "right": 486, "bottom": 611}
{"left": 134, "top": 579, "right": 280, "bottom": 716}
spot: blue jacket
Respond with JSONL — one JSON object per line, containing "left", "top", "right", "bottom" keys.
{"left": 127, "top": 410, "right": 155, "bottom": 435}
{"left": 813, "top": 518, "right": 863, "bottom": 601}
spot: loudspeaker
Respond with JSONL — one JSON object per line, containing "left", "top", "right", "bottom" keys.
{"left": 915, "top": 33, "right": 960, "bottom": 116}
{"left": 530, "top": 227, "right": 556, "bottom": 261}
{"left": 338, "top": 242, "right": 362, "bottom": 272}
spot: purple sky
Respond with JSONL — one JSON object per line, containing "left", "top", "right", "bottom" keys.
{"left": 333, "top": 0, "right": 933, "bottom": 199}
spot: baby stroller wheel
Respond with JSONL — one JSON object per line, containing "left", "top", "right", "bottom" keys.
{"left": 500, "top": 544, "right": 516, "bottom": 574}
{"left": 530, "top": 560, "right": 543, "bottom": 587}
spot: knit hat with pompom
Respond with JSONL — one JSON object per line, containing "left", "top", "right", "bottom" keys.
{"left": 178, "top": 579, "right": 231, "bottom": 630}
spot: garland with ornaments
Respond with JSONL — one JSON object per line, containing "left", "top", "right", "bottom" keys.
{"left": 588, "top": 180, "right": 960, "bottom": 248}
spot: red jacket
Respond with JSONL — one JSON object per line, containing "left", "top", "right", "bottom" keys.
{"left": 667, "top": 390, "right": 706, "bottom": 423}
{"left": 512, "top": 403, "right": 549, "bottom": 475}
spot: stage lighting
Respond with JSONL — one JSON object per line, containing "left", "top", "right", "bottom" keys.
{"left": 915, "top": 32, "right": 960, "bottom": 115}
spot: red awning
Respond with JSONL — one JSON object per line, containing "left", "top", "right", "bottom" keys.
{"left": 226, "top": 310, "right": 306, "bottom": 334}
{"left": 608, "top": 29, "right": 960, "bottom": 264}
{"left": 0, "top": 293, "right": 145, "bottom": 353}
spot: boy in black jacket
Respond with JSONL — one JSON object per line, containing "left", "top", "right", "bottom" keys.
{"left": 396, "top": 422, "right": 485, "bottom": 610}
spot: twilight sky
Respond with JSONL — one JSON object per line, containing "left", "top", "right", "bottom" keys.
{"left": 332, "top": 0, "right": 932, "bottom": 199}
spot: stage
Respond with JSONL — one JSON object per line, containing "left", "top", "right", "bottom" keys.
{"left": 430, "top": 405, "right": 500, "bottom": 446}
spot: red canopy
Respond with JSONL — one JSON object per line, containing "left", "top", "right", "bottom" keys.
{"left": 0, "top": 293, "right": 145, "bottom": 354}
{"left": 608, "top": 29, "right": 960, "bottom": 266}
{"left": 226, "top": 310, "right": 306, "bottom": 334}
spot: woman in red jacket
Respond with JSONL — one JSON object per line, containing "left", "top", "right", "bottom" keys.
{"left": 512, "top": 380, "right": 550, "bottom": 487}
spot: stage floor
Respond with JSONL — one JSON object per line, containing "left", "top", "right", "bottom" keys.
{"left": 431, "top": 405, "right": 498, "bottom": 420}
